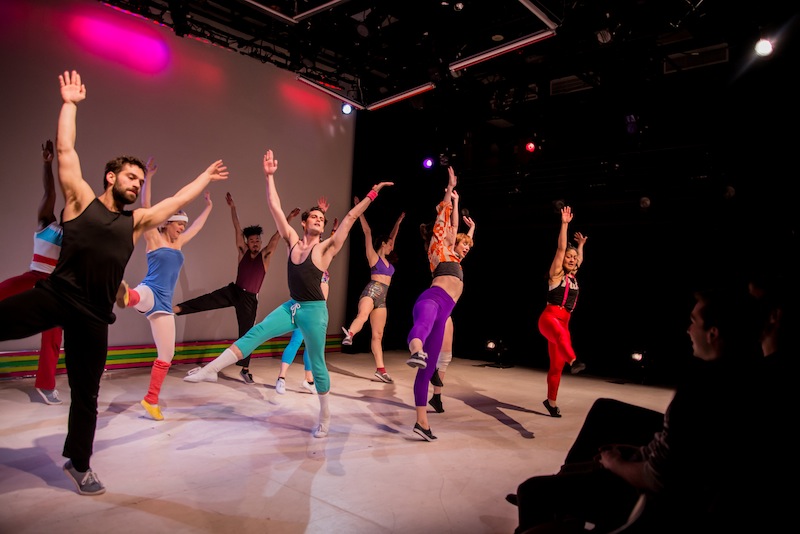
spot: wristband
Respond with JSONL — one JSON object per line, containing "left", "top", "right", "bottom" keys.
{"left": 366, "top": 190, "right": 378, "bottom": 201}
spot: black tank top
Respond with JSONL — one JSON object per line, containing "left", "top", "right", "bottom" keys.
{"left": 43, "top": 198, "right": 134, "bottom": 323}
{"left": 546, "top": 274, "right": 579, "bottom": 312}
{"left": 287, "top": 243, "right": 325, "bottom": 301}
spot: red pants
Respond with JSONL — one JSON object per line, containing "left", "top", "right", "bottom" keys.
{"left": 0, "top": 270, "right": 62, "bottom": 389}
{"left": 538, "top": 304, "right": 576, "bottom": 401}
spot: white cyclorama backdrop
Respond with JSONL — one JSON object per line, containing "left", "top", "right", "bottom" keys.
{"left": 0, "top": 0, "right": 356, "bottom": 351}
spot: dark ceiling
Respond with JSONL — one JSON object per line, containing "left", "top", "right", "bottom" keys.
{"left": 101, "top": 1, "right": 797, "bottom": 213}
{"left": 101, "top": 1, "right": 794, "bottom": 113}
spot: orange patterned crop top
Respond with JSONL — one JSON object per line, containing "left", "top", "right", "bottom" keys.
{"left": 427, "top": 200, "right": 462, "bottom": 280}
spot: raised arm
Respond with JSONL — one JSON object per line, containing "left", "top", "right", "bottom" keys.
{"left": 56, "top": 70, "right": 95, "bottom": 221}
{"left": 179, "top": 192, "right": 213, "bottom": 244}
{"left": 573, "top": 231, "right": 587, "bottom": 268}
{"left": 140, "top": 157, "right": 157, "bottom": 209}
{"left": 133, "top": 160, "right": 228, "bottom": 240}
{"left": 263, "top": 149, "right": 298, "bottom": 247}
{"left": 325, "top": 182, "right": 394, "bottom": 256}
{"left": 353, "top": 195, "right": 378, "bottom": 264}
{"left": 225, "top": 192, "right": 246, "bottom": 253}
{"left": 263, "top": 207, "right": 300, "bottom": 257}
{"left": 37, "top": 139, "right": 57, "bottom": 230}
{"left": 463, "top": 215, "right": 476, "bottom": 240}
{"left": 548, "top": 206, "right": 573, "bottom": 279}
{"left": 140, "top": 159, "right": 162, "bottom": 249}
{"left": 443, "top": 166, "right": 457, "bottom": 206}
{"left": 389, "top": 211, "right": 405, "bottom": 243}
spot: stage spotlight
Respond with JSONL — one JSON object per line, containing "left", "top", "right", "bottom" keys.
{"left": 484, "top": 339, "right": 513, "bottom": 368}
{"left": 341, "top": 103, "right": 353, "bottom": 115}
{"left": 755, "top": 38, "right": 774, "bottom": 57}
{"left": 525, "top": 141, "right": 536, "bottom": 153}
{"left": 423, "top": 157, "right": 434, "bottom": 169}
{"left": 631, "top": 352, "right": 643, "bottom": 362}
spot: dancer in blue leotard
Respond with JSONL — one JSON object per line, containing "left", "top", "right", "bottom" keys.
{"left": 117, "top": 158, "right": 213, "bottom": 421}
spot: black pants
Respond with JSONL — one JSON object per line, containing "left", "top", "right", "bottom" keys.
{"left": 563, "top": 398, "right": 664, "bottom": 465}
{"left": 176, "top": 282, "right": 258, "bottom": 366}
{"left": 516, "top": 462, "right": 639, "bottom": 534}
{"left": 0, "top": 286, "right": 108, "bottom": 472}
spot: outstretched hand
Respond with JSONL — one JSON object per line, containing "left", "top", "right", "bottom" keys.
{"left": 286, "top": 207, "right": 301, "bottom": 221}
{"left": 226, "top": 192, "right": 234, "bottom": 206}
{"left": 561, "top": 206, "right": 574, "bottom": 223}
{"left": 263, "top": 149, "right": 278, "bottom": 175}
{"left": 204, "top": 191, "right": 212, "bottom": 207}
{"left": 372, "top": 181, "right": 394, "bottom": 192}
{"left": 447, "top": 166, "right": 457, "bottom": 189}
{"left": 317, "top": 196, "right": 330, "bottom": 213}
{"left": 574, "top": 231, "right": 588, "bottom": 245}
{"left": 59, "top": 70, "right": 86, "bottom": 105}
{"left": 206, "top": 160, "right": 229, "bottom": 182}
{"left": 145, "top": 157, "right": 158, "bottom": 179}
{"left": 463, "top": 215, "right": 475, "bottom": 229}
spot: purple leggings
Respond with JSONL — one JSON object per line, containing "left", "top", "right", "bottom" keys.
{"left": 407, "top": 286, "right": 456, "bottom": 406}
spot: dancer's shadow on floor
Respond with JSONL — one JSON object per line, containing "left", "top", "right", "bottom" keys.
{"left": 448, "top": 384, "right": 537, "bottom": 439}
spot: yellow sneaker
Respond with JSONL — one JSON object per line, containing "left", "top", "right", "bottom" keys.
{"left": 141, "top": 399, "right": 164, "bottom": 421}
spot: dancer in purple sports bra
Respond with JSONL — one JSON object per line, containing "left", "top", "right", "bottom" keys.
{"left": 341, "top": 202, "right": 405, "bottom": 383}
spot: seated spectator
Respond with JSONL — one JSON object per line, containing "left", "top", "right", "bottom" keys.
{"left": 510, "top": 285, "right": 761, "bottom": 534}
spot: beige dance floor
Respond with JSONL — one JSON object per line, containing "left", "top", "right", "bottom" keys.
{"left": 0, "top": 350, "right": 674, "bottom": 534}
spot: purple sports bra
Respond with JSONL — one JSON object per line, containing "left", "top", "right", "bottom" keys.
{"left": 370, "top": 258, "right": 395, "bottom": 277}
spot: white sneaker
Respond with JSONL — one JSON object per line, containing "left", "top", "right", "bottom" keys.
{"left": 341, "top": 327, "right": 353, "bottom": 346}
{"left": 302, "top": 380, "right": 317, "bottom": 394}
{"left": 183, "top": 366, "right": 217, "bottom": 383}
{"left": 275, "top": 377, "right": 286, "bottom": 395}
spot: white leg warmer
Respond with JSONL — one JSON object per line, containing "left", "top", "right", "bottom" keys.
{"left": 184, "top": 348, "right": 239, "bottom": 383}
{"left": 313, "top": 393, "right": 331, "bottom": 438}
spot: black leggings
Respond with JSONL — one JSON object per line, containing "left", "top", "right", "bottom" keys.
{"left": 0, "top": 287, "right": 108, "bottom": 471}
{"left": 176, "top": 282, "right": 258, "bottom": 366}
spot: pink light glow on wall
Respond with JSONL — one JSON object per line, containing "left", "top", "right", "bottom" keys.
{"left": 280, "top": 83, "right": 334, "bottom": 117}
{"left": 67, "top": 14, "right": 170, "bottom": 74}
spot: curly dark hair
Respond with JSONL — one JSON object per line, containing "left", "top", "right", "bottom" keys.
{"left": 102, "top": 156, "right": 147, "bottom": 190}
{"left": 243, "top": 225, "right": 263, "bottom": 238}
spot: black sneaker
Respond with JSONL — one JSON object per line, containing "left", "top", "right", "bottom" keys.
{"left": 430, "top": 369, "right": 443, "bottom": 387}
{"left": 240, "top": 368, "right": 255, "bottom": 384}
{"left": 505, "top": 494, "right": 518, "bottom": 506}
{"left": 406, "top": 351, "right": 428, "bottom": 369}
{"left": 413, "top": 422, "right": 437, "bottom": 441}
{"left": 542, "top": 400, "right": 562, "bottom": 418}
{"left": 429, "top": 396, "right": 444, "bottom": 413}
{"left": 570, "top": 360, "right": 586, "bottom": 374}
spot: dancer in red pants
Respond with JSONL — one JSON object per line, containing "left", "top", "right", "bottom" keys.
{"left": 0, "top": 140, "right": 64, "bottom": 405}
{"left": 538, "top": 205, "right": 587, "bottom": 418}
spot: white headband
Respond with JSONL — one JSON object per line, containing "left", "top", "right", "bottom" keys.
{"left": 167, "top": 214, "right": 189, "bottom": 223}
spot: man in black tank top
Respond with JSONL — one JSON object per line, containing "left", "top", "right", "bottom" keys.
{"left": 0, "top": 70, "right": 229, "bottom": 496}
